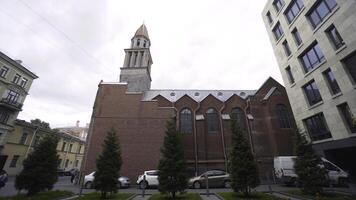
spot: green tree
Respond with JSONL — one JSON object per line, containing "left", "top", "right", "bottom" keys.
{"left": 158, "top": 117, "right": 188, "bottom": 199}
{"left": 94, "top": 128, "right": 122, "bottom": 199}
{"left": 229, "top": 119, "right": 260, "bottom": 196}
{"left": 294, "top": 131, "right": 326, "bottom": 195}
{"left": 30, "top": 118, "right": 50, "bottom": 129}
{"left": 15, "top": 134, "right": 60, "bottom": 196}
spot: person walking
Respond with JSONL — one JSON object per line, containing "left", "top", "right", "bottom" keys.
{"left": 70, "top": 169, "right": 78, "bottom": 183}
{"left": 0, "top": 170, "right": 8, "bottom": 189}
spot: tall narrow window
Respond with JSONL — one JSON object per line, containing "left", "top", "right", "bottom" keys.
{"left": 69, "top": 144, "right": 73, "bottom": 152}
{"left": 231, "top": 107, "right": 246, "bottom": 130}
{"left": 0, "top": 66, "right": 9, "bottom": 78}
{"left": 307, "top": 0, "right": 337, "bottom": 29}
{"left": 19, "top": 132, "right": 28, "bottom": 145}
{"left": 266, "top": 11, "right": 273, "bottom": 24}
{"left": 273, "top": 0, "right": 285, "bottom": 12}
{"left": 65, "top": 159, "right": 69, "bottom": 168}
{"left": 272, "top": 22, "right": 284, "bottom": 41}
{"left": 300, "top": 43, "right": 325, "bottom": 73}
{"left": 303, "top": 80, "right": 322, "bottom": 106}
{"left": 292, "top": 28, "right": 302, "bottom": 46}
{"left": 343, "top": 51, "right": 356, "bottom": 84}
{"left": 282, "top": 40, "right": 292, "bottom": 57}
{"left": 0, "top": 109, "right": 10, "bottom": 124}
{"left": 61, "top": 142, "right": 66, "bottom": 151}
{"left": 9, "top": 155, "right": 20, "bottom": 168}
{"left": 206, "top": 108, "right": 219, "bottom": 133}
{"left": 180, "top": 108, "right": 193, "bottom": 133}
{"left": 12, "top": 74, "right": 21, "bottom": 84}
{"left": 326, "top": 25, "right": 345, "bottom": 50}
{"left": 285, "top": 66, "right": 295, "bottom": 84}
{"left": 285, "top": 0, "right": 304, "bottom": 24}
{"left": 337, "top": 103, "right": 356, "bottom": 133}
{"left": 276, "top": 104, "right": 292, "bottom": 128}
{"left": 304, "top": 113, "right": 331, "bottom": 141}
{"left": 323, "top": 68, "right": 341, "bottom": 95}
{"left": 20, "top": 78, "right": 28, "bottom": 88}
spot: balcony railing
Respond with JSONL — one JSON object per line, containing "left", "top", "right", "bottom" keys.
{"left": 0, "top": 98, "right": 23, "bottom": 110}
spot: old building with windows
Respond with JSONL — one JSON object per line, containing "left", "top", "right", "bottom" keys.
{"left": 2, "top": 119, "right": 85, "bottom": 176}
{"left": 0, "top": 51, "right": 38, "bottom": 169}
{"left": 262, "top": 0, "right": 356, "bottom": 180}
{"left": 83, "top": 24, "right": 296, "bottom": 181}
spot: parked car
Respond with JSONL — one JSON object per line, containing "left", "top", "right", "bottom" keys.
{"left": 57, "top": 169, "right": 73, "bottom": 176}
{"left": 0, "top": 170, "right": 8, "bottom": 189}
{"left": 84, "top": 171, "right": 130, "bottom": 189}
{"left": 274, "top": 156, "right": 349, "bottom": 186}
{"left": 136, "top": 170, "right": 159, "bottom": 189}
{"left": 189, "top": 170, "right": 231, "bottom": 189}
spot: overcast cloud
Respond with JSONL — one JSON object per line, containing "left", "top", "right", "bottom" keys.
{"left": 0, "top": 0, "right": 280, "bottom": 128}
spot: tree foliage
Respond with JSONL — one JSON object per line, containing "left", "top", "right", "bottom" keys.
{"left": 158, "top": 117, "right": 188, "bottom": 199}
{"left": 229, "top": 119, "right": 260, "bottom": 196}
{"left": 94, "top": 128, "right": 122, "bottom": 199}
{"left": 15, "top": 134, "right": 60, "bottom": 196}
{"left": 294, "top": 131, "right": 327, "bottom": 195}
{"left": 30, "top": 118, "right": 50, "bottom": 129}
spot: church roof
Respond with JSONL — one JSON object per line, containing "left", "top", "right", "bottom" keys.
{"left": 134, "top": 24, "right": 149, "bottom": 39}
{"left": 142, "top": 89, "right": 256, "bottom": 103}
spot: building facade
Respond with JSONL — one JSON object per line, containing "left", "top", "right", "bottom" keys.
{"left": 2, "top": 119, "right": 85, "bottom": 176}
{"left": 0, "top": 52, "right": 38, "bottom": 169}
{"left": 57, "top": 120, "right": 89, "bottom": 140}
{"left": 262, "top": 0, "right": 356, "bottom": 180}
{"left": 83, "top": 25, "right": 296, "bottom": 181}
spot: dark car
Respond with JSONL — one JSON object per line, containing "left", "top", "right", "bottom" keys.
{"left": 188, "top": 170, "right": 231, "bottom": 189}
{"left": 0, "top": 170, "right": 8, "bottom": 189}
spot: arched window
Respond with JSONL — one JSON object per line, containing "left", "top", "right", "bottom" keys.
{"left": 136, "top": 39, "right": 140, "bottom": 46}
{"left": 206, "top": 108, "right": 219, "bottom": 133}
{"left": 231, "top": 107, "right": 246, "bottom": 130}
{"left": 276, "top": 104, "right": 292, "bottom": 128}
{"left": 180, "top": 108, "right": 192, "bottom": 133}
{"left": 143, "top": 40, "right": 147, "bottom": 47}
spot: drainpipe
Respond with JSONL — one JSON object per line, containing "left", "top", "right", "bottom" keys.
{"left": 244, "top": 99, "right": 255, "bottom": 155}
{"left": 219, "top": 103, "right": 228, "bottom": 172}
{"left": 193, "top": 102, "right": 200, "bottom": 176}
{"left": 25, "top": 126, "right": 40, "bottom": 157}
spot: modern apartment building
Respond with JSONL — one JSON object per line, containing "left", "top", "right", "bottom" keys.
{"left": 2, "top": 119, "right": 85, "bottom": 176}
{"left": 262, "top": 0, "right": 356, "bottom": 180}
{"left": 0, "top": 51, "right": 38, "bottom": 169}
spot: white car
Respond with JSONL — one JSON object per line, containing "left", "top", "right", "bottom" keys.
{"left": 136, "top": 170, "right": 159, "bottom": 189}
{"left": 84, "top": 171, "right": 130, "bottom": 189}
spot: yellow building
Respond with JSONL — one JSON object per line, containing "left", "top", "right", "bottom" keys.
{"left": 2, "top": 119, "right": 85, "bottom": 176}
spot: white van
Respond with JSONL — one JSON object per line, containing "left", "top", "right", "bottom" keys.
{"left": 274, "top": 156, "right": 349, "bottom": 186}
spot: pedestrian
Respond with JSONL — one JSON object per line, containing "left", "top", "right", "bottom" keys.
{"left": 70, "top": 169, "right": 78, "bottom": 183}
{"left": 0, "top": 169, "right": 8, "bottom": 189}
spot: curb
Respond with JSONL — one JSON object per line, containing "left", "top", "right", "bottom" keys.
{"left": 59, "top": 195, "right": 79, "bottom": 200}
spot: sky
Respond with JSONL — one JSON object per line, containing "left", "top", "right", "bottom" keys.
{"left": 0, "top": 0, "right": 281, "bottom": 128}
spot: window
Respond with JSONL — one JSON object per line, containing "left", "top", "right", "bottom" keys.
{"left": 337, "top": 103, "right": 356, "bottom": 133}
{"left": 276, "top": 104, "right": 292, "bottom": 128}
{"left": 282, "top": 40, "right": 292, "bottom": 57}
{"left": 12, "top": 74, "right": 21, "bottom": 84}
{"left": 303, "top": 80, "right": 322, "bottom": 106}
{"left": 323, "top": 68, "right": 341, "bottom": 95}
{"left": 285, "top": 66, "right": 295, "bottom": 84}
{"left": 9, "top": 155, "right": 20, "bottom": 168}
{"left": 292, "top": 28, "right": 302, "bottom": 46}
{"left": 272, "top": 22, "right": 284, "bottom": 41}
{"left": 343, "top": 51, "right": 356, "bottom": 84}
{"left": 304, "top": 113, "right": 331, "bottom": 141}
{"left": 20, "top": 78, "right": 28, "bottom": 88}
{"left": 273, "top": 0, "right": 285, "bottom": 12}
{"left": 58, "top": 159, "right": 62, "bottom": 167}
{"left": 266, "top": 11, "right": 273, "bottom": 24}
{"left": 180, "top": 108, "right": 193, "bottom": 133}
{"left": 61, "top": 142, "right": 66, "bottom": 151}
{"left": 65, "top": 159, "right": 69, "bottom": 168}
{"left": 75, "top": 160, "right": 79, "bottom": 167}
{"left": 206, "top": 108, "right": 219, "bottom": 133}
{"left": 231, "top": 107, "right": 246, "bottom": 130}
{"left": 69, "top": 144, "right": 73, "bottom": 152}
{"left": 300, "top": 43, "right": 325, "bottom": 73}
{"left": 78, "top": 145, "right": 82, "bottom": 153}
{"left": 19, "top": 132, "right": 28, "bottom": 145}
{"left": 326, "top": 25, "right": 344, "bottom": 50}
{"left": 307, "top": 0, "right": 337, "bottom": 29}
{"left": 5, "top": 90, "right": 20, "bottom": 104}
{"left": 285, "top": 0, "right": 304, "bottom": 24}
{"left": 0, "top": 109, "right": 10, "bottom": 124}
{"left": 143, "top": 40, "right": 147, "bottom": 47}
{"left": 136, "top": 39, "right": 140, "bottom": 46}
{"left": 0, "top": 66, "right": 9, "bottom": 78}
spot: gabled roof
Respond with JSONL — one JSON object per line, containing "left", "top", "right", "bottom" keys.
{"left": 143, "top": 89, "right": 256, "bottom": 103}
{"left": 134, "top": 24, "right": 149, "bottom": 40}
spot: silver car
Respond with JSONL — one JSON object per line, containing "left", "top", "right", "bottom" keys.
{"left": 84, "top": 171, "right": 130, "bottom": 189}
{"left": 189, "top": 170, "right": 231, "bottom": 189}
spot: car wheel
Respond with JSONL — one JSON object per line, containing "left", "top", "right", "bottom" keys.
{"left": 139, "top": 181, "right": 148, "bottom": 189}
{"left": 193, "top": 181, "right": 201, "bottom": 189}
{"left": 224, "top": 180, "right": 231, "bottom": 188}
{"left": 338, "top": 178, "right": 348, "bottom": 187}
{"left": 85, "top": 181, "right": 93, "bottom": 189}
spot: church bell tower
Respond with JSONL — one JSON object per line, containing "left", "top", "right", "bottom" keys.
{"left": 119, "top": 24, "right": 153, "bottom": 92}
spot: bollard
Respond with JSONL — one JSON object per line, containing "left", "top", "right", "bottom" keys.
{"left": 205, "top": 174, "right": 209, "bottom": 197}
{"left": 141, "top": 175, "right": 146, "bottom": 197}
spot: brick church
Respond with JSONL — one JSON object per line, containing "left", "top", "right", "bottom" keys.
{"left": 83, "top": 24, "right": 296, "bottom": 181}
